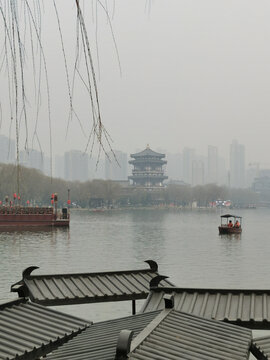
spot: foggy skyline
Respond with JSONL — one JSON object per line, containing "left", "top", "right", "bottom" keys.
{"left": 0, "top": 134, "right": 256, "bottom": 171}
{"left": 0, "top": 133, "right": 261, "bottom": 188}
{"left": 1, "top": 1, "right": 270, "bottom": 165}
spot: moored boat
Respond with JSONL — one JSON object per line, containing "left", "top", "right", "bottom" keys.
{"left": 0, "top": 206, "right": 69, "bottom": 227}
{"left": 0, "top": 194, "right": 70, "bottom": 228}
{"left": 218, "top": 214, "right": 242, "bottom": 234}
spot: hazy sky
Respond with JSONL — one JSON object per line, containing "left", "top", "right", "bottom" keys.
{"left": 1, "top": 1, "right": 270, "bottom": 165}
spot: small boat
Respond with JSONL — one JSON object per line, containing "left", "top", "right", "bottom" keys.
{"left": 218, "top": 214, "right": 242, "bottom": 234}
{"left": 0, "top": 194, "right": 70, "bottom": 228}
{"left": 0, "top": 206, "right": 70, "bottom": 228}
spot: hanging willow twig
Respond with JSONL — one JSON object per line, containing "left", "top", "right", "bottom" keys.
{"left": 76, "top": 0, "right": 102, "bottom": 142}
{"left": 24, "top": 0, "right": 53, "bottom": 181}
{"left": 0, "top": 0, "right": 118, "bottom": 190}
{"left": 75, "top": 0, "right": 116, "bottom": 168}
{"left": 0, "top": 2, "right": 20, "bottom": 194}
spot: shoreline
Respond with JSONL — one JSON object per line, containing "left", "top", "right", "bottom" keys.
{"left": 70, "top": 206, "right": 255, "bottom": 212}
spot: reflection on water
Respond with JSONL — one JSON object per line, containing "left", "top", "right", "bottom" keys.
{"left": 129, "top": 210, "right": 167, "bottom": 263}
{"left": 219, "top": 233, "right": 241, "bottom": 241}
{"left": 0, "top": 226, "right": 71, "bottom": 304}
{"left": 1, "top": 208, "right": 270, "bottom": 320}
{"left": 0, "top": 227, "right": 70, "bottom": 247}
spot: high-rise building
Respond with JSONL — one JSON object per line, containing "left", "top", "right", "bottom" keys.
{"left": 88, "top": 156, "right": 105, "bottom": 180}
{"left": 166, "top": 153, "right": 183, "bottom": 181}
{"left": 43, "top": 156, "right": 51, "bottom": 177}
{"left": 192, "top": 160, "right": 204, "bottom": 186}
{"left": 229, "top": 140, "right": 245, "bottom": 188}
{"left": 29, "top": 149, "right": 43, "bottom": 172}
{"left": 105, "top": 150, "right": 128, "bottom": 180}
{"left": 207, "top": 145, "right": 218, "bottom": 184}
{"left": 182, "top": 148, "right": 195, "bottom": 185}
{"left": 0, "top": 135, "right": 15, "bottom": 164}
{"left": 64, "top": 150, "right": 88, "bottom": 182}
{"left": 246, "top": 166, "right": 258, "bottom": 188}
{"left": 20, "top": 149, "right": 44, "bottom": 172}
{"left": 55, "top": 155, "right": 65, "bottom": 179}
{"left": 218, "top": 157, "right": 228, "bottom": 186}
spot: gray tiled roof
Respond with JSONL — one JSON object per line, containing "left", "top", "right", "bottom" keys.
{"left": 130, "top": 148, "right": 165, "bottom": 158}
{"left": 11, "top": 261, "right": 173, "bottom": 306}
{"left": 129, "top": 158, "right": 166, "bottom": 165}
{"left": 251, "top": 336, "right": 270, "bottom": 359}
{"left": 45, "top": 311, "right": 161, "bottom": 360}
{"left": 141, "top": 287, "right": 270, "bottom": 329}
{"left": 44, "top": 308, "right": 252, "bottom": 360}
{"left": 129, "top": 309, "right": 252, "bottom": 359}
{"left": 0, "top": 298, "right": 91, "bottom": 360}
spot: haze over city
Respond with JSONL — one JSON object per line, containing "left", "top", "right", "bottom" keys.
{"left": 1, "top": 1, "right": 270, "bottom": 165}
{"left": 2, "top": 4, "right": 270, "bottom": 358}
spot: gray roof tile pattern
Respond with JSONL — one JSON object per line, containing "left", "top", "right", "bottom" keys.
{"left": 250, "top": 336, "right": 270, "bottom": 359}
{"left": 11, "top": 261, "right": 173, "bottom": 306}
{"left": 129, "top": 310, "right": 252, "bottom": 360}
{"left": 0, "top": 298, "right": 91, "bottom": 360}
{"left": 141, "top": 287, "right": 270, "bottom": 329}
{"left": 45, "top": 311, "right": 161, "bottom": 360}
{"left": 129, "top": 158, "right": 167, "bottom": 165}
{"left": 130, "top": 148, "right": 165, "bottom": 158}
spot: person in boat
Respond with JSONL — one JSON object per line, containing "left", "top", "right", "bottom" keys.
{"left": 234, "top": 220, "right": 240, "bottom": 228}
{"left": 228, "top": 220, "right": 233, "bottom": 228}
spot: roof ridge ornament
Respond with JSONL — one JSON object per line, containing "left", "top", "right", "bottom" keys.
{"left": 145, "top": 260, "right": 158, "bottom": 272}
{"left": 150, "top": 275, "right": 169, "bottom": 289}
{"left": 115, "top": 329, "right": 134, "bottom": 360}
{"left": 22, "top": 266, "right": 39, "bottom": 279}
{"left": 146, "top": 144, "right": 150, "bottom": 149}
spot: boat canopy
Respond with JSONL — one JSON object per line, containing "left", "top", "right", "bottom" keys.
{"left": 220, "top": 214, "right": 242, "bottom": 219}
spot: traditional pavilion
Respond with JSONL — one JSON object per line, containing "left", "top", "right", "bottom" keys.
{"left": 128, "top": 145, "right": 168, "bottom": 188}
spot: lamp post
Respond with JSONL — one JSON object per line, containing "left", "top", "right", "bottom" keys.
{"left": 54, "top": 193, "right": 58, "bottom": 218}
{"left": 67, "top": 189, "right": 71, "bottom": 216}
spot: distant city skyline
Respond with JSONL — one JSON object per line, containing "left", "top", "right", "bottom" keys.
{"left": 0, "top": 133, "right": 267, "bottom": 188}
{"left": 230, "top": 140, "right": 245, "bottom": 188}
{"left": 1, "top": 133, "right": 267, "bottom": 169}
{"left": 105, "top": 150, "right": 128, "bottom": 181}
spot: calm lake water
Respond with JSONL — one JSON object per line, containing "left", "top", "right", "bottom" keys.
{"left": 1, "top": 207, "right": 270, "bottom": 337}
